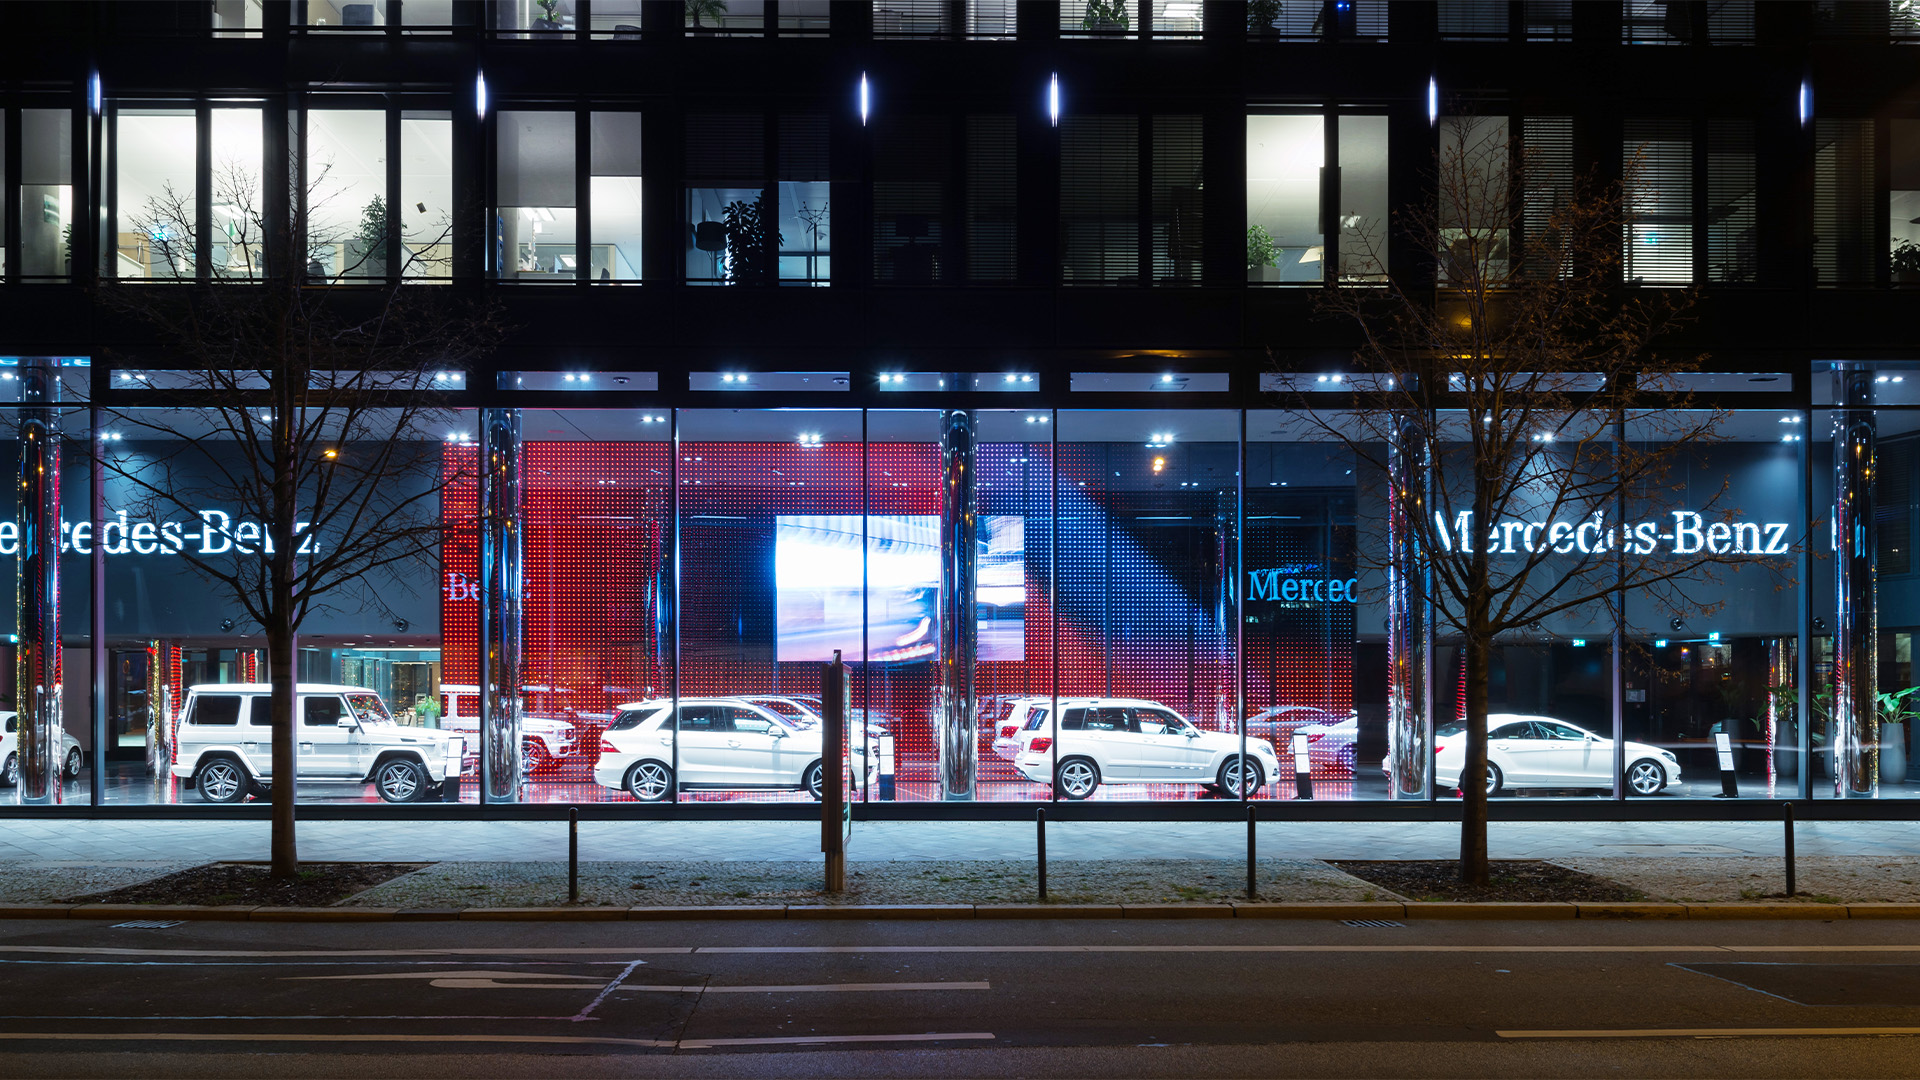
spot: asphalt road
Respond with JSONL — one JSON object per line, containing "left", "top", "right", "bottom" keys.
{"left": 4, "top": 915, "right": 1920, "bottom": 1077}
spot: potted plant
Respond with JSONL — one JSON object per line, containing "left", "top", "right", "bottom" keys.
{"left": 1874, "top": 685, "right": 1915, "bottom": 786}
{"left": 721, "top": 191, "right": 781, "bottom": 286}
{"left": 1082, "top": 0, "right": 1129, "bottom": 32}
{"left": 686, "top": 0, "right": 727, "bottom": 30}
{"left": 1246, "top": 0, "right": 1281, "bottom": 35}
{"left": 1893, "top": 240, "right": 1920, "bottom": 285}
{"left": 532, "top": 0, "right": 565, "bottom": 31}
{"left": 1247, "top": 223, "right": 1279, "bottom": 282}
{"left": 355, "top": 194, "right": 390, "bottom": 279}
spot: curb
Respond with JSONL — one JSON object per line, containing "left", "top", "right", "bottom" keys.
{"left": 3, "top": 901, "right": 1902, "bottom": 922}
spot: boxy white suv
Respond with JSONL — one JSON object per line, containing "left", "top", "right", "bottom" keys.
{"left": 1008, "top": 697, "right": 1282, "bottom": 799}
{"left": 0, "top": 712, "right": 83, "bottom": 787}
{"left": 437, "top": 685, "right": 579, "bottom": 771}
{"left": 172, "top": 683, "right": 465, "bottom": 803}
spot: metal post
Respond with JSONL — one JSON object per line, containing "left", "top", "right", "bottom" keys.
{"left": 1784, "top": 802, "right": 1797, "bottom": 897}
{"left": 90, "top": 404, "right": 107, "bottom": 806}
{"left": 936, "top": 407, "right": 978, "bottom": 801}
{"left": 568, "top": 806, "right": 579, "bottom": 903}
{"left": 822, "top": 650, "right": 848, "bottom": 893}
{"left": 1246, "top": 804, "right": 1257, "bottom": 899}
{"left": 1832, "top": 366, "right": 1877, "bottom": 798}
{"left": 478, "top": 401, "right": 523, "bottom": 803}
{"left": 16, "top": 356, "right": 61, "bottom": 805}
{"left": 1036, "top": 806, "right": 1047, "bottom": 901}
{"left": 1387, "top": 415, "right": 1427, "bottom": 798}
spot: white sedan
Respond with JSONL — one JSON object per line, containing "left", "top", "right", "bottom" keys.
{"left": 0, "top": 712, "right": 83, "bottom": 787}
{"left": 1435, "top": 714, "right": 1681, "bottom": 796}
{"left": 1009, "top": 699, "right": 1281, "bottom": 799}
{"left": 594, "top": 697, "right": 873, "bottom": 802}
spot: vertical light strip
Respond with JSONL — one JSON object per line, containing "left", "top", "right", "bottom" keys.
{"left": 89, "top": 71, "right": 102, "bottom": 116}
{"left": 1799, "top": 80, "right": 1811, "bottom": 127}
{"left": 859, "top": 73, "right": 870, "bottom": 126}
{"left": 476, "top": 72, "right": 488, "bottom": 119}
{"left": 1427, "top": 77, "right": 1437, "bottom": 127}
{"left": 1049, "top": 74, "right": 1060, "bottom": 128}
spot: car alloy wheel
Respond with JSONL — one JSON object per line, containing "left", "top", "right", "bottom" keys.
{"left": 804, "top": 761, "right": 826, "bottom": 801}
{"left": 523, "top": 737, "right": 551, "bottom": 773}
{"left": 63, "top": 746, "right": 82, "bottom": 781}
{"left": 1485, "top": 763, "right": 1504, "bottom": 796}
{"left": 625, "top": 760, "right": 673, "bottom": 802}
{"left": 1056, "top": 757, "right": 1100, "bottom": 800}
{"left": 1, "top": 752, "right": 17, "bottom": 788}
{"left": 197, "top": 759, "right": 248, "bottom": 803}
{"left": 1217, "top": 755, "right": 1262, "bottom": 798}
{"left": 1626, "top": 758, "right": 1666, "bottom": 796}
{"left": 375, "top": 759, "right": 428, "bottom": 803}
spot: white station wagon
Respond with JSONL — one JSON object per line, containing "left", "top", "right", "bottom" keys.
{"left": 593, "top": 697, "right": 873, "bottom": 801}
{"left": 172, "top": 683, "right": 466, "bottom": 803}
{"left": 1009, "top": 698, "right": 1282, "bottom": 799}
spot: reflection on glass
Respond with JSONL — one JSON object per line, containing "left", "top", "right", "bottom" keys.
{"left": 307, "top": 110, "right": 387, "bottom": 280}
{"left": 1893, "top": 120, "right": 1920, "bottom": 283}
{"left": 1337, "top": 115, "right": 1389, "bottom": 281}
{"left": 115, "top": 110, "right": 197, "bottom": 279}
{"left": 780, "top": 180, "right": 830, "bottom": 284}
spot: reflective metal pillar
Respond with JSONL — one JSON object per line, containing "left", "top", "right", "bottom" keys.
{"left": 1832, "top": 367, "right": 1877, "bottom": 798}
{"left": 478, "top": 405, "right": 523, "bottom": 803}
{"left": 936, "top": 407, "right": 978, "bottom": 801}
{"left": 16, "top": 356, "right": 61, "bottom": 805}
{"left": 1386, "top": 417, "right": 1427, "bottom": 798}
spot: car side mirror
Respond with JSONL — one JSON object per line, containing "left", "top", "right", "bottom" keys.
{"left": 767, "top": 726, "right": 788, "bottom": 738}
{"left": 336, "top": 717, "right": 359, "bottom": 729}
{"left": 1185, "top": 728, "right": 1200, "bottom": 738}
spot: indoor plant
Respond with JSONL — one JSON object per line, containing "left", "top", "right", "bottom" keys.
{"left": 1246, "top": 0, "right": 1281, "bottom": 35}
{"left": 1082, "top": 0, "right": 1129, "bottom": 32}
{"left": 1893, "top": 240, "right": 1920, "bottom": 284}
{"left": 686, "top": 0, "right": 728, "bottom": 30}
{"left": 1874, "top": 685, "right": 1915, "bottom": 785}
{"left": 722, "top": 191, "right": 781, "bottom": 286}
{"left": 1247, "top": 223, "right": 1278, "bottom": 281}
{"left": 532, "top": 0, "right": 565, "bottom": 30}
{"left": 355, "top": 194, "right": 389, "bottom": 278}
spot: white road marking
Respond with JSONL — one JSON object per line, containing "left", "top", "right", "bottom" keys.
{"left": 0, "top": 946, "right": 693, "bottom": 958}
{"left": 292, "top": 970, "right": 606, "bottom": 982}
{"left": 0, "top": 1030, "right": 996, "bottom": 1050}
{"left": 623, "top": 982, "right": 992, "bottom": 994}
{"left": 1500, "top": 1027, "right": 1920, "bottom": 1039}
{"left": 290, "top": 971, "right": 990, "bottom": 994}
{"left": 681, "top": 1032, "right": 997, "bottom": 1049}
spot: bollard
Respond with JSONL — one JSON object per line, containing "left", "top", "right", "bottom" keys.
{"left": 569, "top": 806, "right": 579, "bottom": 904}
{"left": 1784, "top": 802, "right": 1796, "bottom": 897}
{"left": 1246, "top": 804, "right": 1257, "bottom": 900}
{"left": 1714, "top": 731, "right": 1739, "bottom": 798}
{"left": 1037, "top": 807, "right": 1047, "bottom": 902}
{"left": 1292, "top": 734, "right": 1313, "bottom": 800}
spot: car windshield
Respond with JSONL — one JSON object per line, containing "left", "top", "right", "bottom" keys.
{"left": 1435, "top": 721, "right": 1466, "bottom": 737}
{"left": 1022, "top": 707, "right": 1050, "bottom": 730}
{"left": 345, "top": 693, "right": 394, "bottom": 726}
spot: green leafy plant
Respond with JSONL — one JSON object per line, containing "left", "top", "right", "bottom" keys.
{"left": 721, "top": 192, "right": 781, "bottom": 286}
{"left": 1247, "top": 223, "right": 1278, "bottom": 272}
{"left": 357, "top": 194, "right": 389, "bottom": 275}
{"left": 1893, "top": 240, "right": 1920, "bottom": 276}
{"left": 535, "top": 0, "right": 563, "bottom": 25}
{"left": 1875, "top": 686, "right": 1919, "bottom": 726}
{"left": 1246, "top": 0, "right": 1281, "bottom": 33}
{"left": 686, "top": 0, "right": 728, "bottom": 28}
{"left": 1082, "top": 0, "right": 1129, "bottom": 31}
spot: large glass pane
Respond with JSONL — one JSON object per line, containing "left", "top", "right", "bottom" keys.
{"left": 210, "top": 109, "right": 264, "bottom": 278}
{"left": 307, "top": 0, "right": 385, "bottom": 28}
{"left": 687, "top": 0, "right": 762, "bottom": 33}
{"left": 22, "top": 109, "right": 74, "bottom": 280}
{"left": 590, "top": 113, "right": 643, "bottom": 283}
{"left": 1893, "top": 120, "right": 1920, "bottom": 284}
{"left": 492, "top": 0, "right": 573, "bottom": 35}
{"left": 590, "top": 0, "right": 646, "bottom": 38}
{"left": 1438, "top": 115, "right": 1511, "bottom": 287}
{"left": 1247, "top": 114, "right": 1323, "bottom": 284}
{"left": 1337, "top": 115, "right": 1389, "bottom": 282}
{"left": 401, "top": 112, "right": 453, "bottom": 279}
{"left": 686, "top": 186, "right": 765, "bottom": 284}
{"left": 115, "top": 109, "right": 198, "bottom": 280}
{"left": 779, "top": 181, "right": 830, "bottom": 284}
{"left": 780, "top": 0, "right": 831, "bottom": 33}
{"left": 307, "top": 110, "right": 386, "bottom": 280}
{"left": 400, "top": 0, "right": 454, "bottom": 31}
{"left": 496, "top": 111, "right": 577, "bottom": 282}
{"left": 973, "top": 409, "right": 1054, "bottom": 801}
{"left": 212, "top": 0, "right": 264, "bottom": 36}
{"left": 1054, "top": 411, "right": 1240, "bottom": 800}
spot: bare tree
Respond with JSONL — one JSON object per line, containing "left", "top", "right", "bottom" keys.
{"left": 1276, "top": 115, "right": 1772, "bottom": 885}
{"left": 94, "top": 151, "right": 499, "bottom": 877}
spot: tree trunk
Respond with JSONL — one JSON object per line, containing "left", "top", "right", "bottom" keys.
{"left": 267, "top": 612, "right": 298, "bottom": 878}
{"left": 1460, "top": 628, "right": 1491, "bottom": 885}
{"left": 268, "top": 374, "right": 301, "bottom": 880}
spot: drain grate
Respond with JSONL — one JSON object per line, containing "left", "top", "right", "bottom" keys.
{"left": 1341, "top": 919, "right": 1405, "bottom": 928}
{"left": 112, "top": 920, "right": 184, "bottom": 929}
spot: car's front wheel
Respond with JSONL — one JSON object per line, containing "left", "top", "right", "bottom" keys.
{"left": 1626, "top": 758, "right": 1667, "bottom": 796}
{"left": 1485, "top": 763, "right": 1504, "bottom": 796}
{"left": 1217, "top": 755, "right": 1264, "bottom": 798}
{"left": 1, "top": 752, "right": 17, "bottom": 788}
{"left": 1056, "top": 756, "right": 1100, "bottom": 800}
{"left": 624, "top": 760, "right": 673, "bottom": 802}
{"left": 803, "top": 760, "right": 826, "bottom": 801}
{"left": 63, "top": 745, "right": 83, "bottom": 781}
{"left": 523, "top": 737, "right": 551, "bottom": 774}
{"left": 373, "top": 758, "right": 430, "bottom": 803}
{"left": 196, "top": 758, "right": 249, "bottom": 803}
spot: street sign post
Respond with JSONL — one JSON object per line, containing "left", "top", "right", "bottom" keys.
{"left": 822, "top": 650, "right": 850, "bottom": 892}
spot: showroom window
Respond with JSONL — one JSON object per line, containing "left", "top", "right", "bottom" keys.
{"left": 684, "top": 112, "right": 830, "bottom": 285}
{"left": 871, "top": 0, "right": 1016, "bottom": 39}
{"left": 113, "top": 105, "right": 264, "bottom": 281}
{"left": 1246, "top": 111, "right": 1386, "bottom": 284}
{"left": 871, "top": 113, "right": 1016, "bottom": 283}
{"left": 1061, "top": 114, "right": 1203, "bottom": 285}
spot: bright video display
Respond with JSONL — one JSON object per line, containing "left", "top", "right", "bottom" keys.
{"left": 775, "top": 514, "right": 1025, "bottom": 663}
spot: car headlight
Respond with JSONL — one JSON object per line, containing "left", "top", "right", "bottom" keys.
{"left": 1660, "top": 751, "right": 1677, "bottom": 761}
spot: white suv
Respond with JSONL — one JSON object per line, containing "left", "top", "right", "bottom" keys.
{"left": 1008, "top": 698, "right": 1282, "bottom": 800}
{"left": 437, "top": 685, "right": 579, "bottom": 771}
{"left": 0, "top": 712, "right": 83, "bottom": 787}
{"left": 593, "top": 697, "right": 874, "bottom": 802}
{"left": 172, "top": 683, "right": 465, "bottom": 803}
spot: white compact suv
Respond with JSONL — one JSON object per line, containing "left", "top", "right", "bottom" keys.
{"left": 593, "top": 697, "right": 874, "bottom": 802}
{"left": 0, "top": 712, "right": 83, "bottom": 787}
{"left": 1008, "top": 698, "right": 1282, "bottom": 799}
{"left": 437, "top": 685, "right": 579, "bottom": 771}
{"left": 172, "top": 683, "right": 465, "bottom": 803}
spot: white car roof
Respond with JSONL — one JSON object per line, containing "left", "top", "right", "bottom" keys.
{"left": 187, "top": 683, "right": 371, "bottom": 695}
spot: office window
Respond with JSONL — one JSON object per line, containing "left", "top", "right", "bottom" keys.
{"left": 1519, "top": 116, "right": 1572, "bottom": 277}
{"left": 873, "top": 114, "right": 1016, "bottom": 283}
{"left": 781, "top": 0, "right": 832, "bottom": 33}
{"left": 496, "top": 111, "right": 577, "bottom": 282}
{"left": 685, "top": 114, "right": 765, "bottom": 284}
{"left": 1438, "top": 115, "right": 1510, "bottom": 287}
{"left": 1814, "top": 118, "right": 1875, "bottom": 285}
{"left": 401, "top": 112, "right": 454, "bottom": 279}
{"left": 1061, "top": 117, "right": 1138, "bottom": 282}
{"left": 1439, "top": 0, "right": 1508, "bottom": 40}
{"left": 1624, "top": 0, "right": 1754, "bottom": 43}
{"left": 872, "top": 0, "right": 1016, "bottom": 39}
{"left": 493, "top": 0, "right": 574, "bottom": 35}
{"left": 1247, "top": 114, "right": 1323, "bottom": 283}
{"left": 1525, "top": 0, "right": 1574, "bottom": 40}
{"left": 115, "top": 109, "right": 197, "bottom": 279}
{"left": 1061, "top": 0, "right": 1200, "bottom": 38}
{"left": 1623, "top": 120, "right": 1693, "bottom": 284}
{"left": 20, "top": 110, "right": 72, "bottom": 280}
{"left": 306, "top": 110, "right": 388, "bottom": 280}
{"left": 590, "top": 112, "right": 643, "bottom": 282}
{"left": 590, "top": 0, "right": 646, "bottom": 37}
{"left": 1707, "top": 120, "right": 1757, "bottom": 283}
{"left": 212, "top": 0, "right": 264, "bottom": 36}
{"left": 307, "top": 0, "right": 385, "bottom": 28}
{"left": 779, "top": 115, "right": 831, "bottom": 284}
{"left": 1892, "top": 120, "right": 1920, "bottom": 282}
{"left": 687, "top": 0, "right": 763, "bottom": 33}
{"left": 1152, "top": 116, "right": 1204, "bottom": 283}
{"left": 210, "top": 109, "right": 265, "bottom": 278}
{"left": 1338, "top": 116, "right": 1388, "bottom": 282}
{"left": 1249, "top": 0, "right": 1324, "bottom": 38}
{"left": 400, "top": 0, "right": 455, "bottom": 31}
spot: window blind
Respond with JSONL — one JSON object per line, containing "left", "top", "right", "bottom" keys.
{"left": 1707, "top": 1, "right": 1756, "bottom": 43}
{"left": 778, "top": 115, "right": 829, "bottom": 182}
{"left": 684, "top": 114, "right": 763, "bottom": 183}
{"left": 1623, "top": 119, "right": 1693, "bottom": 284}
{"left": 1253, "top": 0, "right": 1324, "bottom": 39}
{"left": 1438, "top": 0, "right": 1509, "bottom": 40}
{"left": 1351, "top": 0, "right": 1389, "bottom": 38}
{"left": 1061, "top": 116, "right": 1139, "bottom": 284}
{"left": 1814, "top": 118, "right": 1875, "bottom": 285}
{"left": 964, "top": 115, "right": 1017, "bottom": 281}
{"left": 1706, "top": 119, "right": 1756, "bottom": 283}
{"left": 1152, "top": 115, "right": 1203, "bottom": 283}
{"left": 872, "top": 116, "right": 948, "bottom": 283}
{"left": 1524, "top": 0, "right": 1574, "bottom": 41}
{"left": 1519, "top": 116, "right": 1572, "bottom": 278}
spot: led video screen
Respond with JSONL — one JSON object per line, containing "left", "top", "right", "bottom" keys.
{"left": 775, "top": 514, "right": 1025, "bottom": 663}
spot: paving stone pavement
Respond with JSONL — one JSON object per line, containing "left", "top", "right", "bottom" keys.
{"left": 0, "top": 817, "right": 1915, "bottom": 865}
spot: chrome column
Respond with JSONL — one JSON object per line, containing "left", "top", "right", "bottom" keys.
{"left": 1832, "top": 366, "right": 1877, "bottom": 798}
{"left": 478, "top": 404, "right": 523, "bottom": 803}
{"left": 936, "top": 407, "right": 978, "bottom": 801}
{"left": 15, "top": 356, "right": 61, "bottom": 805}
{"left": 1386, "top": 416, "right": 1428, "bottom": 798}
{"left": 146, "top": 641, "right": 174, "bottom": 801}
